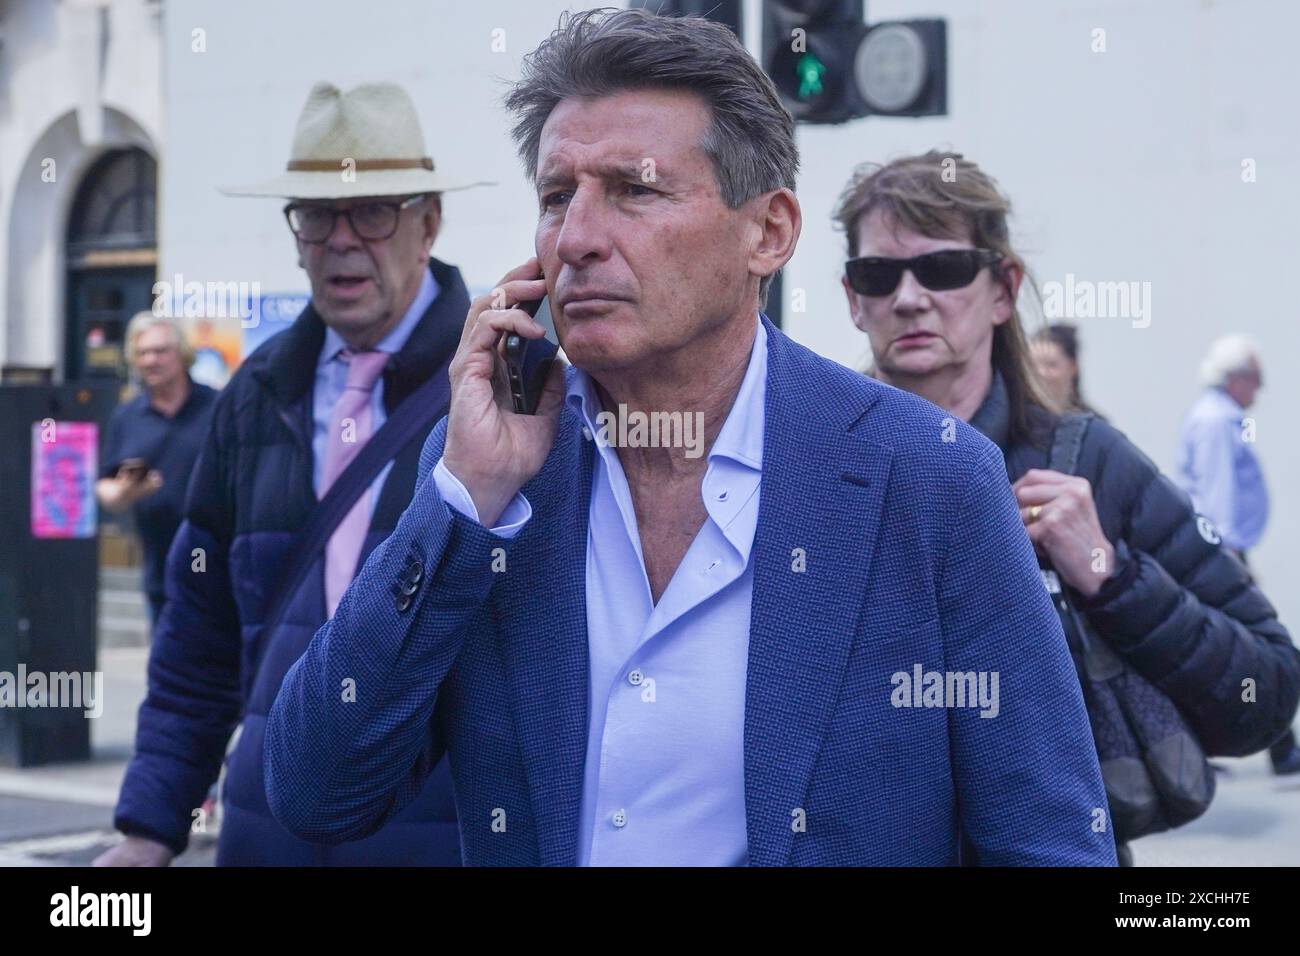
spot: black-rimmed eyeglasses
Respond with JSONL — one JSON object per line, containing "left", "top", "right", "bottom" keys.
{"left": 283, "top": 195, "right": 427, "bottom": 243}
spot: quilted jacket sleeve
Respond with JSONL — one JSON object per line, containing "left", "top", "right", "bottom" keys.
{"left": 113, "top": 390, "right": 243, "bottom": 856}
{"left": 1074, "top": 421, "right": 1300, "bottom": 757}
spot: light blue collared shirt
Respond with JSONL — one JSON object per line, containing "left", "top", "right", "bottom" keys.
{"left": 1176, "top": 386, "right": 1270, "bottom": 552}
{"left": 434, "top": 318, "right": 767, "bottom": 865}
{"left": 313, "top": 268, "right": 439, "bottom": 514}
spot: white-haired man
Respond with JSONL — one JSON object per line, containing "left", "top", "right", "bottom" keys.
{"left": 1177, "top": 335, "right": 1268, "bottom": 559}
{"left": 1177, "top": 335, "right": 1297, "bottom": 774}
{"left": 96, "top": 312, "right": 217, "bottom": 630}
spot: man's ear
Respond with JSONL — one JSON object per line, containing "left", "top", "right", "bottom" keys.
{"left": 992, "top": 259, "right": 1024, "bottom": 326}
{"left": 748, "top": 187, "right": 801, "bottom": 291}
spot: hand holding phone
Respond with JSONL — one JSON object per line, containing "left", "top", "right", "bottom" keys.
{"left": 442, "top": 258, "right": 566, "bottom": 527}
{"left": 504, "top": 296, "right": 559, "bottom": 415}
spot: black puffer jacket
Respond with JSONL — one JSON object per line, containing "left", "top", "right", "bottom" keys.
{"left": 970, "top": 372, "right": 1300, "bottom": 757}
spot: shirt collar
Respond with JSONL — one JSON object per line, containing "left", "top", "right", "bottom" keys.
{"left": 566, "top": 316, "right": 767, "bottom": 564}
{"left": 707, "top": 318, "right": 766, "bottom": 471}
{"left": 143, "top": 375, "right": 202, "bottom": 419}
{"left": 1208, "top": 385, "right": 1245, "bottom": 415}
{"left": 318, "top": 267, "right": 439, "bottom": 367}
{"left": 565, "top": 315, "right": 767, "bottom": 474}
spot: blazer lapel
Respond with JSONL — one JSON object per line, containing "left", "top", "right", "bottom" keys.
{"left": 494, "top": 408, "right": 594, "bottom": 866}
{"left": 743, "top": 321, "right": 894, "bottom": 865}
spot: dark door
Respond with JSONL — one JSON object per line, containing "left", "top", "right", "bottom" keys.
{"left": 64, "top": 147, "right": 158, "bottom": 384}
{"left": 65, "top": 266, "right": 156, "bottom": 382}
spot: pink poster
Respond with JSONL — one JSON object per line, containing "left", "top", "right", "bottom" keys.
{"left": 31, "top": 421, "right": 99, "bottom": 539}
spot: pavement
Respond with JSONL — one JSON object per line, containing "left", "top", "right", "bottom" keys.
{"left": 1, "top": 576, "right": 1297, "bottom": 867}
{"left": 0, "top": 645, "right": 217, "bottom": 866}
{"left": 0, "top": 571, "right": 217, "bottom": 865}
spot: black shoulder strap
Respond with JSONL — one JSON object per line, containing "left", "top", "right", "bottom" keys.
{"left": 259, "top": 358, "right": 452, "bottom": 635}
{"left": 1044, "top": 411, "right": 1116, "bottom": 672}
{"left": 1048, "top": 412, "right": 1095, "bottom": 476}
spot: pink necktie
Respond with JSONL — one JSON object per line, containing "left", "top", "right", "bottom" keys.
{"left": 321, "top": 348, "right": 390, "bottom": 616}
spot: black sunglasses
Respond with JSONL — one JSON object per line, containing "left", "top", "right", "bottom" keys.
{"left": 845, "top": 249, "right": 1003, "bottom": 297}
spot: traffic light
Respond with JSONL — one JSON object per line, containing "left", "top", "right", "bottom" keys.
{"left": 763, "top": 2, "right": 947, "bottom": 124}
{"left": 855, "top": 19, "right": 947, "bottom": 118}
{"left": 763, "top": 1, "right": 867, "bottom": 125}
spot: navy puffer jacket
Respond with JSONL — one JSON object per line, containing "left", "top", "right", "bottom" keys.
{"left": 970, "top": 372, "right": 1300, "bottom": 757}
{"left": 114, "top": 258, "right": 468, "bottom": 865}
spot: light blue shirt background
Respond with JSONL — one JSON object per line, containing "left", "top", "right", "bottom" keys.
{"left": 433, "top": 317, "right": 767, "bottom": 866}
{"left": 312, "top": 268, "right": 439, "bottom": 514}
{"left": 1176, "top": 386, "right": 1270, "bottom": 552}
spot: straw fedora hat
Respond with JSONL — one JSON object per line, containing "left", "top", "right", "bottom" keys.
{"left": 221, "top": 81, "right": 493, "bottom": 199}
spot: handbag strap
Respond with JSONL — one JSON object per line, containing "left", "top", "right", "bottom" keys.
{"left": 258, "top": 358, "right": 452, "bottom": 637}
{"left": 1042, "top": 412, "right": 1124, "bottom": 677}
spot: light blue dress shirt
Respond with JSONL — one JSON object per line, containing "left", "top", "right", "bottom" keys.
{"left": 312, "top": 268, "right": 439, "bottom": 514}
{"left": 433, "top": 318, "right": 768, "bottom": 865}
{"left": 1176, "top": 386, "right": 1270, "bottom": 552}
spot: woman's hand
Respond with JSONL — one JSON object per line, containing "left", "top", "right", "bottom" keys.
{"left": 1013, "top": 468, "right": 1116, "bottom": 598}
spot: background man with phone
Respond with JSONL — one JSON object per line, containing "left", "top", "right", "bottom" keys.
{"left": 96, "top": 81, "right": 488, "bottom": 866}
{"left": 267, "top": 9, "right": 1115, "bottom": 865}
{"left": 96, "top": 312, "right": 217, "bottom": 630}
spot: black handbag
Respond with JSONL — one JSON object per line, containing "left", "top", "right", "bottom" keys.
{"left": 1043, "top": 414, "right": 1215, "bottom": 842}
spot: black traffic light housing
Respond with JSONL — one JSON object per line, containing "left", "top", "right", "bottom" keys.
{"left": 764, "top": 1, "right": 866, "bottom": 125}
{"left": 855, "top": 19, "right": 947, "bottom": 118}
{"left": 763, "top": 2, "right": 947, "bottom": 124}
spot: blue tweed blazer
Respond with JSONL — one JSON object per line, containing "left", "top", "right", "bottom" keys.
{"left": 265, "top": 316, "right": 1117, "bottom": 866}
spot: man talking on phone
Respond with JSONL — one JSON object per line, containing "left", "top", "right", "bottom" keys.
{"left": 266, "top": 9, "right": 1116, "bottom": 866}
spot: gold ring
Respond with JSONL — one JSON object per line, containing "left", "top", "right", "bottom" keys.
{"left": 1029, "top": 505, "right": 1042, "bottom": 523}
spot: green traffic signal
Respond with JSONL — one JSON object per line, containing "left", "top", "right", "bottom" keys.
{"left": 796, "top": 52, "right": 826, "bottom": 100}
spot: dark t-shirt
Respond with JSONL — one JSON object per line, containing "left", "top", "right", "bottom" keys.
{"left": 101, "top": 380, "right": 218, "bottom": 598}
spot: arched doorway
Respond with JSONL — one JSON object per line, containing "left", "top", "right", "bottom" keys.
{"left": 64, "top": 147, "right": 158, "bottom": 383}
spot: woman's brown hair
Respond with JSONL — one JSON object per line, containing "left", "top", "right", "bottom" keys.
{"left": 833, "top": 150, "right": 1060, "bottom": 444}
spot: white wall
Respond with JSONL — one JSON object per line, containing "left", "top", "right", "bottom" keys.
{"left": 0, "top": 0, "right": 162, "bottom": 373}
{"left": 162, "top": 0, "right": 1300, "bottom": 626}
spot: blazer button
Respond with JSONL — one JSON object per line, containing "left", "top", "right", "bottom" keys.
{"left": 398, "top": 560, "right": 423, "bottom": 597}
{"left": 395, "top": 592, "right": 413, "bottom": 613}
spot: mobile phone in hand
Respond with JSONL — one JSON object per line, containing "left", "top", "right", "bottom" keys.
{"left": 504, "top": 296, "right": 559, "bottom": 415}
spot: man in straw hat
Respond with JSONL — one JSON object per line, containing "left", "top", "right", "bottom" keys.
{"left": 96, "top": 81, "right": 488, "bottom": 866}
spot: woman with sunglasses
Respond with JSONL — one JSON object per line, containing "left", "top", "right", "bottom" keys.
{"left": 835, "top": 151, "right": 1300, "bottom": 864}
